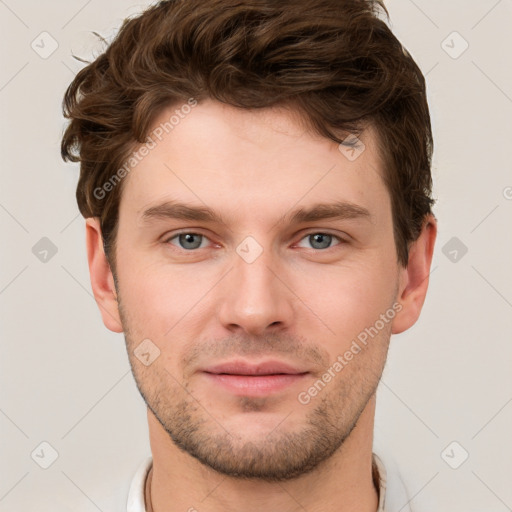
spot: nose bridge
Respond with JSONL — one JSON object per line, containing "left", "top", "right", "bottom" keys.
{"left": 218, "top": 238, "right": 292, "bottom": 334}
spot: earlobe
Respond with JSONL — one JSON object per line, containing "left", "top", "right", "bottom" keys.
{"left": 392, "top": 214, "right": 437, "bottom": 335}
{"left": 85, "top": 217, "right": 123, "bottom": 333}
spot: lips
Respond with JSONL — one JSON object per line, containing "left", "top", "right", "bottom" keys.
{"left": 203, "top": 360, "right": 307, "bottom": 376}
{"left": 201, "top": 360, "right": 309, "bottom": 396}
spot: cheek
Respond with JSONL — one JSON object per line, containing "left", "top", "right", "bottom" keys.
{"left": 118, "top": 262, "right": 216, "bottom": 340}
{"left": 292, "top": 260, "right": 396, "bottom": 348}
{"left": 116, "top": 266, "right": 170, "bottom": 336}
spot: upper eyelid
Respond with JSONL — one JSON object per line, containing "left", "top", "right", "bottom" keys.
{"left": 294, "top": 232, "right": 346, "bottom": 248}
{"left": 164, "top": 230, "right": 207, "bottom": 240}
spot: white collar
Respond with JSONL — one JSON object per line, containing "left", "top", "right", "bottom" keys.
{"left": 127, "top": 452, "right": 412, "bottom": 512}
{"left": 373, "top": 452, "right": 412, "bottom": 512}
{"left": 127, "top": 456, "right": 152, "bottom": 512}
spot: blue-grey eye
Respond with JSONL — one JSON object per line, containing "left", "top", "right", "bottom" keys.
{"left": 297, "top": 233, "right": 341, "bottom": 250}
{"left": 169, "top": 233, "right": 207, "bottom": 250}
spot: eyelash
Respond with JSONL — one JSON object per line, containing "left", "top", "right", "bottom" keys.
{"left": 163, "top": 231, "right": 347, "bottom": 252}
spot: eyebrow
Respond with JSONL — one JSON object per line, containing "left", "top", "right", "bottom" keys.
{"left": 139, "top": 200, "right": 372, "bottom": 226}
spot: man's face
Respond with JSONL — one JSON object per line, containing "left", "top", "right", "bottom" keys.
{"left": 112, "top": 99, "right": 401, "bottom": 481}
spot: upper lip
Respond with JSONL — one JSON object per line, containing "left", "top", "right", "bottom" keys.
{"left": 202, "top": 360, "right": 308, "bottom": 376}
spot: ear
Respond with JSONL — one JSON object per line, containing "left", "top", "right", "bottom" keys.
{"left": 392, "top": 214, "right": 437, "bottom": 335}
{"left": 85, "top": 217, "right": 123, "bottom": 333}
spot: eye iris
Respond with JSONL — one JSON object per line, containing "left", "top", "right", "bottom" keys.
{"left": 179, "top": 233, "right": 202, "bottom": 249}
{"left": 310, "top": 233, "right": 332, "bottom": 249}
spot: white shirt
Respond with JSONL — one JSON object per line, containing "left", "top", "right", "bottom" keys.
{"left": 127, "top": 452, "right": 412, "bottom": 512}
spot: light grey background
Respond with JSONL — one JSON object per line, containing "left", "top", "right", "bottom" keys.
{"left": 1, "top": 1, "right": 511, "bottom": 511}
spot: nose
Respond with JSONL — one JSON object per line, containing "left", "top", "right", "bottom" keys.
{"left": 217, "top": 244, "right": 295, "bottom": 336}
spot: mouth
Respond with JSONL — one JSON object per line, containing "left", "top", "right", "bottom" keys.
{"left": 201, "top": 360, "right": 309, "bottom": 396}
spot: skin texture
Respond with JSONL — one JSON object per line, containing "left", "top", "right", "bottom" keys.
{"left": 86, "top": 99, "right": 437, "bottom": 512}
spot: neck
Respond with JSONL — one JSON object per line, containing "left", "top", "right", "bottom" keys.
{"left": 146, "top": 395, "right": 379, "bottom": 512}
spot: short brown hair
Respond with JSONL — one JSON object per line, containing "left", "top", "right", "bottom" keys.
{"left": 61, "top": 0, "right": 435, "bottom": 270}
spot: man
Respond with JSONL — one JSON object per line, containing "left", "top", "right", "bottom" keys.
{"left": 61, "top": 0, "right": 437, "bottom": 510}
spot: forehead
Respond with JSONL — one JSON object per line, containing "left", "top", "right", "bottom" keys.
{"left": 119, "top": 99, "right": 389, "bottom": 225}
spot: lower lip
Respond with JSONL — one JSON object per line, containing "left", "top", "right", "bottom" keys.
{"left": 203, "top": 372, "right": 308, "bottom": 396}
